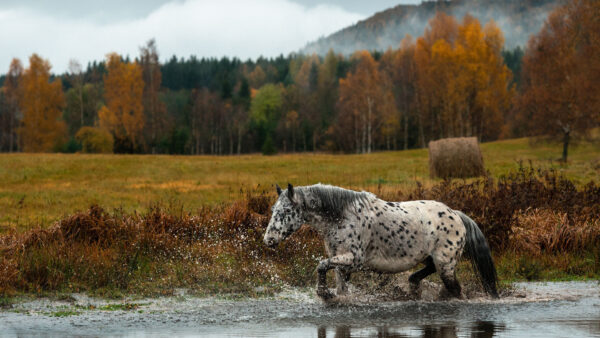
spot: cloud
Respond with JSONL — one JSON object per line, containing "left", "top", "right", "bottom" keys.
{"left": 0, "top": 0, "right": 364, "bottom": 74}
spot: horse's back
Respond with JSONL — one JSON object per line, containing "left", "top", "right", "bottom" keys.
{"left": 363, "top": 199, "right": 467, "bottom": 273}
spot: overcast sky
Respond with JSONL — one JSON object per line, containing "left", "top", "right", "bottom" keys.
{"left": 0, "top": 0, "right": 420, "bottom": 74}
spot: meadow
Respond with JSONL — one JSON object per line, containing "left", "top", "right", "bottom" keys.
{"left": 1, "top": 137, "right": 598, "bottom": 232}
{"left": 0, "top": 137, "right": 598, "bottom": 297}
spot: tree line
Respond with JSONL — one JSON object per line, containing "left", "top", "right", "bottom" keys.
{"left": 0, "top": 0, "right": 597, "bottom": 160}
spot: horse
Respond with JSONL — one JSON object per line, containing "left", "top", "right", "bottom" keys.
{"left": 263, "top": 183, "right": 498, "bottom": 300}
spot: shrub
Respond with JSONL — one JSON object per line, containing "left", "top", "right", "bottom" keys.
{"left": 75, "top": 127, "right": 114, "bottom": 154}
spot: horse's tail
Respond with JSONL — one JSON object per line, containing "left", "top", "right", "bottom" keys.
{"left": 456, "top": 210, "right": 499, "bottom": 298}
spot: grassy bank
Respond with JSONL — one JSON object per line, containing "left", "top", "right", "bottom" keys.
{"left": 1, "top": 167, "right": 598, "bottom": 297}
{"left": 1, "top": 137, "right": 598, "bottom": 231}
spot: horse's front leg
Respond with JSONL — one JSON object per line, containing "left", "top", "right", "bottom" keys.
{"left": 317, "top": 253, "right": 354, "bottom": 300}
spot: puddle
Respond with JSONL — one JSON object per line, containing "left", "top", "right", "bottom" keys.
{"left": 0, "top": 281, "right": 598, "bottom": 337}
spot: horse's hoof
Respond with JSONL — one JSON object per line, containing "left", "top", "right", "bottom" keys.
{"left": 409, "top": 283, "right": 421, "bottom": 299}
{"left": 317, "top": 288, "right": 335, "bottom": 301}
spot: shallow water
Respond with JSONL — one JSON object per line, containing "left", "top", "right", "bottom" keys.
{"left": 1, "top": 281, "right": 598, "bottom": 337}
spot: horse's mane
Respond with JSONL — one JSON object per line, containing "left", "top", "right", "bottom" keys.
{"left": 297, "top": 184, "right": 374, "bottom": 220}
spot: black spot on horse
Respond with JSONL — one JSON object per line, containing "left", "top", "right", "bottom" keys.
{"left": 438, "top": 211, "right": 446, "bottom": 217}
{"left": 386, "top": 202, "right": 394, "bottom": 207}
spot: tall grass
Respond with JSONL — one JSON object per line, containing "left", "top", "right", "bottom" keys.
{"left": 0, "top": 166, "right": 598, "bottom": 296}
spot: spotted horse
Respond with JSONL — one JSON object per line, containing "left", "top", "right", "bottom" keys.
{"left": 263, "top": 183, "right": 498, "bottom": 300}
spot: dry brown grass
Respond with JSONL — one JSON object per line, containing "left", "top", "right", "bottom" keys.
{"left": 428, "top": 137, "right": 485, "bottom": 179}
{"left": 510, "top": 208, "right": 600, "bottom": 256}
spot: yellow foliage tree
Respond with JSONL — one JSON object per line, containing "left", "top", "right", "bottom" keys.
{"left": 18, "top": 54, "right": 66, "bottom": 152}
{"left": 99, "top": 53, "right": 145, "bottom": 152}
{"left": 414, "top": 13, "right": 513, "bottom": 143}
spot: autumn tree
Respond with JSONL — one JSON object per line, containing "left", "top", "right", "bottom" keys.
{"left": 0, "top": 59, "right": 23, "bottom": 152}
{"left": 99, "top": 53, "right": 145, "bottom": 153}
{"left": 293, "top": 54, "right": 321, "bottom": 151}
{"left": 517, "top": 0, "right": 600, "bottom": 162}
{"left": 18, "top": 54, "right": 66, "bottom": 152}
{"left": 316, "top": 50, "right": 342, "bottom": 149}
{"left": 64, "top": 60, "right": 103, "bottom": 137}
{"left": 190, "top": 88, "right": 226, "bottom": 155}
{"left": 336, "top": 51, "right": 395, "bottom": 153}
{"left": 139, "top": 39, "right": 168, "bottom": 153}
{"left": 414, "top": 13, "right": 513, "bottom": 145}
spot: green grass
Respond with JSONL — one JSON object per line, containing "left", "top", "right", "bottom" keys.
{"left": 0, "top": 137, "right": 598, "bottom": 231}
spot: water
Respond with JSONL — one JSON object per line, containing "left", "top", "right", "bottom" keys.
{"left": 0, "top": 281, "right": 598, "bottom": 337}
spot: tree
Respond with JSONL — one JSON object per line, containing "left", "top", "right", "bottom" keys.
{"left": 64, "top": 83, "right": 103, "bottom": 136}
{"left": 414, "top": 14, "right": 513, "bottom": 145}
{"left": 517, "top": 0, "right": 600, "bottom": 162}
{"left": 18, "top": 54, "right": 66, "bottom": 152}
{"left": 336, "top": 51, "right": 395, "bottom": 153}
{"left": 68, "top": 59, "right": 85, "bottom": 129}
{"left": 140, "top": 39, "right": 168, "bottom": 153}
{"left": 190, "top": 88, "right": 225, "bottom": 155}
{"left": 99, "top": 53, "right": 145, "bottom": 153}
{"left": 1, "top": 59, "right": 23, "bottom": 152}
{"left": 250, "top": 84, "right": 283, "bottom": 153}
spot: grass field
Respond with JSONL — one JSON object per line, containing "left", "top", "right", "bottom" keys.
{"left": 0, "top": 137, "right": 598, "bottom": 231}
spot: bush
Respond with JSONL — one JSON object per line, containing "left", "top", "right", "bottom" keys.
{"left": 261, "top": 135, "right": 277, "bottom": 155}
{"left": 75, "top": 127, "right": 114, "bottom": 154}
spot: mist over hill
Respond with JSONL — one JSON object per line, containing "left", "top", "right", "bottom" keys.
{"left": 302, "top": 0, "right": 562, "bottom": 55}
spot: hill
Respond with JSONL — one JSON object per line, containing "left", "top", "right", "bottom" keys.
{"left": 302, "top": 0, "right": 562, "bottom": 55}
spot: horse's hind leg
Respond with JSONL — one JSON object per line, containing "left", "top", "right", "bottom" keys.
{"left": 436, "top": 259, "right": 461, "bottom": 298}
{"left": 335, "top": 268, "right": 350, "bottom": 295}
{"left": 408, "top": 256, "right": 436, "bottom": 295}
{"left": 441, "top": 270, "right": 462, "bottom": 298}
{"left": 433, "top": 249, "right": 462, "bottom": 298}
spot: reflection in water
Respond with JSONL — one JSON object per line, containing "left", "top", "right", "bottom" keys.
{"left": 317, "top": 321, "right": 505, "bottom": 338}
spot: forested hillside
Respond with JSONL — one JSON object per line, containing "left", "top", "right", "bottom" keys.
{"left": 302, "top": 0, "right": 561, "bottom": 55}
{"left": 0, "top": 0, "right": 597, "bottom": 158}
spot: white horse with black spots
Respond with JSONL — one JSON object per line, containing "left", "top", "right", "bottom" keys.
{"left": 263, "top": 183, "right": 498, "bottom": 300}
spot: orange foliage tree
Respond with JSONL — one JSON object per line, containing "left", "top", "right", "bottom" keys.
{"left": 336, "top": 51, "right": 396, "bottom": 153}
{"left": 517, "top": 0, "right": 600, "bottom": 162}
{"left": 18, "top": 54, "right": 66, "bottom": 152}
{"left": 99, "top": 53, "right": 145, "bottom": 153}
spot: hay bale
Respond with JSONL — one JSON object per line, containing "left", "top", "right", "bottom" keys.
{"left": 428, "top": 137, "right": 485, "bottom": 179}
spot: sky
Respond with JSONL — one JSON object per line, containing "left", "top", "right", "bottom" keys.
{"left": 0, "top": 0, "right": 421, "bottom": 74}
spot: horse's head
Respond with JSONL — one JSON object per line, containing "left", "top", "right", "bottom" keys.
{"left": 263, "top": 183, "right": 304, "bottom": 248}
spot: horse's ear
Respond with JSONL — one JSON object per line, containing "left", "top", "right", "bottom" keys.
{"left": 287, "top": 183, "right": 294, "bottom": 200}
{"left": 276, "top": 184, "right": 282, "bottom": 196}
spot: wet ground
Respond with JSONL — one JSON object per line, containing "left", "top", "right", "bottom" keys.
{"left": 1, "top": 281, "right": 598, "bottom": 337}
